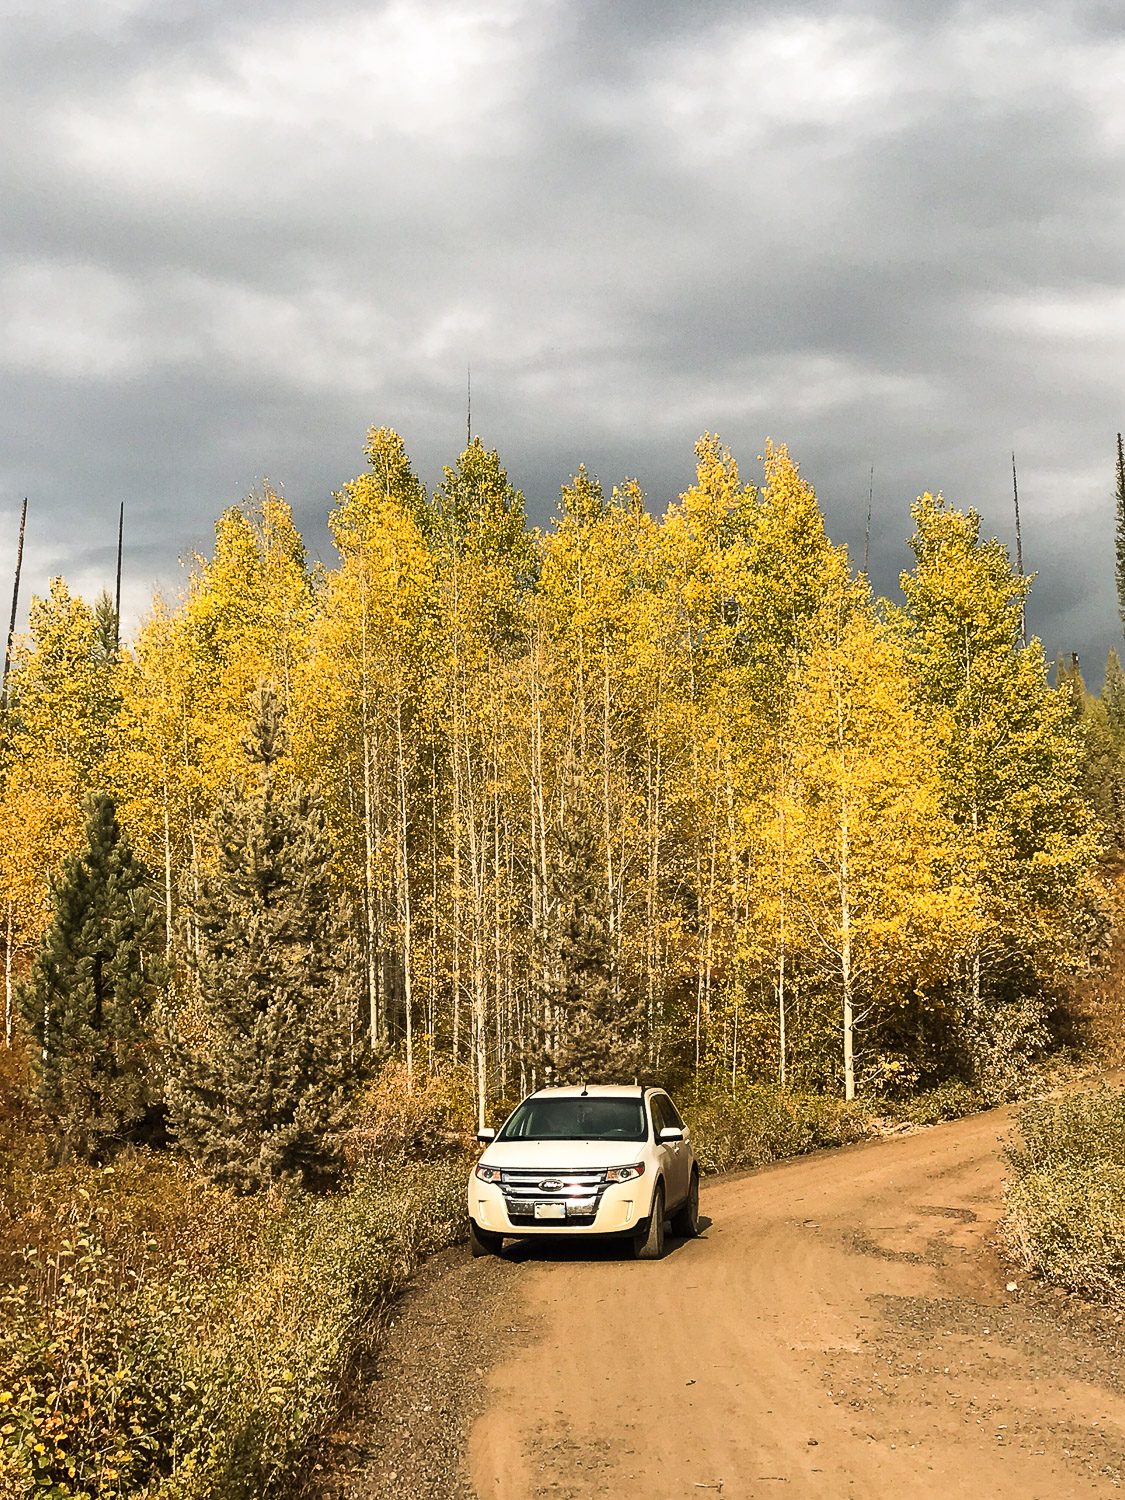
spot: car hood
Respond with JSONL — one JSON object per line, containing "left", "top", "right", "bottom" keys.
{"left": 479, "top": 1139, "right": 648, "bottom": 1171}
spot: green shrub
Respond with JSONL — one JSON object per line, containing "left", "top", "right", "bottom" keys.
{"left": 961, "top": 994, "right": 1052, "bottom": 1106}
{"left": 884, "top": 1079, "right": 984, "bottom": 1128}
{"left": 1008, "top": 1087, "right": 1125, "bottom": 1174}
{"left": 0, "top": 1191, "right": 195, "bottom": 1500}
{"left": 684, "top": 1085, "right": 871, "bottom": 1174}
{"left": 1002, "top": 1086, "right": 1125, "bottom": 1307}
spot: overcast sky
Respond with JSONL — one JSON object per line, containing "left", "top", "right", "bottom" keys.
{"left": 1, "top": 0, "right": 1122, "bottom": 674}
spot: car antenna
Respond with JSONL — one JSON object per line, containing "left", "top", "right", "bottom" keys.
{"left": 580, "top": 1081, "right": 588, "bottom": 1096}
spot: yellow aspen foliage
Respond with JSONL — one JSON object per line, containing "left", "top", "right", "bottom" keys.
{"left": 895, "top": 494, "right": 1101, "bottom": 1094}
{"left": 114, "top": 492, "right": 314, "bottom": 952}
{"left": 2, "top": 430, "right": 1102, "bottom": 1111}
{"left": 292, "top": 432, "right": 438, "bottom": 1059}
{"left": 787, "top": 606, "right": 966, "bottom": 1099}
{"left": 0, "top": 581, "right": 122, "bottom": 1015}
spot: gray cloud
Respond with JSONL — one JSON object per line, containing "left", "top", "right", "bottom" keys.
{"left": 0, "top": 0, "right": 1122, "bottom": 676}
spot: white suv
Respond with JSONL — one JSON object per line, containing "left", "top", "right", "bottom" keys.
{"left": 467, "top": 1083, "right": 700, "bottom": 1260}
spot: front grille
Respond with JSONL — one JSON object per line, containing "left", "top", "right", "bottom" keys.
{"left": 505, "top": 1211, "right": 598, "bottom": 1227}
{"left": 499, "top": 1166, "right": 610, "bottom": 1224}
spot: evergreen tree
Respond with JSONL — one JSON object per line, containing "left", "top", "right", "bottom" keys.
{"left": 1100, "top": 649, "right": 1125, "bottom": 853}
{"left": 1104, "top": 648, "right": 1125, "bottom": 735}
{"left": 167, "top": 685, "right": 360, "bottom": 1191}
{"left": 93, "top": 590, "right": 119, "bottom": 663}
{"left": 543, "top": 765, "right": 644, "bottom": 1084}
{"left": 1059, "top": 651, "right": 1125, "bottom": 854}
{"left": 19, "top": 793, "right": 162, "bottom": 1157}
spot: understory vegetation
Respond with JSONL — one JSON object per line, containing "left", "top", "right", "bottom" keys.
{"left": 0, "top": 1064, "right": 468, "bottom": 1500}
{"left": 682, "top": 1084, "right": 871, "bottom": 1173}
{"left": 1003, "top": 1086, "right": 1125, "bottom": 1308}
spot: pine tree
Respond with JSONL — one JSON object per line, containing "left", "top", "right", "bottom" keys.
{"left": 1060, "top": 651, "right": 1125, "bottom": 854}
{"left": 167, "top": 685, "right": 360, "bottom": 1191}
{"left": 543, "top": 766, "right": 644, "bottom": 1085}
{"left": 93, "top": 590, "right": 119, "bottom": 663}
{"left": 1101, "top": 649, "right": 1125, "bottom": 852}
{"left": 1104, "top": 648, "right": 1125, "bottom": 735}
{"left": 19, "top": 793, "right": 162, "bottom": 1157}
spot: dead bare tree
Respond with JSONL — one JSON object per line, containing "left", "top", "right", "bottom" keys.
{"left": 2, "top": 497, "right": 27, "bottom": 713}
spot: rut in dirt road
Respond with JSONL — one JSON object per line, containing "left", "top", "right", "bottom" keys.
{"left": 468, "top": 1107, "right": 1125, "bottom": 1500}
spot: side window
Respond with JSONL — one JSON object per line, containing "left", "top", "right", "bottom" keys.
{"left": 663, "top": 1097, "right": 684, "bottom": 1129}
{"left": 650, "top": 1094, "right": 669, "bottom": 1136}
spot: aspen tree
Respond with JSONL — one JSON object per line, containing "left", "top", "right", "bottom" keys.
{"left": 1057, "top": 656, "right": 1125, "bottom": 853}
{"left": 295, "top": 430, "right": 436, "bottom": 1067}
{"left": 539, "top": 470, "right": 654, "bottom": 1037}
{"left": 7, "top": 428, "right": 1105, "bottom": 1109}
{"left": 116, "top": 494, "right": 314, "bottom": 971}
{"left": 744, "top": 443, "right": 853, "bottom": 1081}
{"left": 0, "top": 581, "right": 123, "bottom": 1029}
{"left": 789, "top": 606, "right": 959, "bottom": 1099}
{"left": 0, "top": 764, "right": 76, "bottom": 1046}
{"left": 432, "top": 440, "right": 533, "bottom": 1126}
{"left": 115, "top": 603, "right": 205, "bottom": 957}
{"left": 896, "top": 494, "right": 1098, "bottom": 1090}
{"left": 656, "top": 438, "right": 849, "bottom": 1084}
{"left": 543, "top": 752, "right": 644, "bottom": 1083}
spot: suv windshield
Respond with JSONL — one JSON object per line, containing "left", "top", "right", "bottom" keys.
{"left": 498, "top": 1096, "right": 646, "bottom": 1142}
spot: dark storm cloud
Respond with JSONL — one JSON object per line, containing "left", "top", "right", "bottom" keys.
{"left": 1, "top": 0, "right": 1122, "bottom": 674}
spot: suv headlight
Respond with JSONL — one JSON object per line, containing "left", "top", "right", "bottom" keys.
{"left": 605, "top": 1163, "right": 645, "bottom": 1183}
{"left": 475, "top": 1165, "right": 502, "bottom": 1183}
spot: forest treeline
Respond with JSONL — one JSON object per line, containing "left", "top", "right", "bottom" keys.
{"left": 0, "top": 429, "right": 1112, "bottom": 1128}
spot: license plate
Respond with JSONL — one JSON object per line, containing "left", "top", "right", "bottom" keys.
{"left": 534, "top": 1201, "right": 566, "bottom": 1220}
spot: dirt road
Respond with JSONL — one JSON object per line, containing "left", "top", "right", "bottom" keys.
{"left": 318, "top": 1106, "right": 1125, "bottom": 1499}
{"left": 466, "top": 1107, "right": 1125, "bottom": 1499}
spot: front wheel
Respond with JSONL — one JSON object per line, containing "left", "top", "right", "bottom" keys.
{"left": 469, "top": 1220, "right": 504, "bottom": 1258}
{"left": 634, "top": 1184, "right": 666, "bottom": 1260}
{"left": 670, "top": 1169, "right": 700, "bottom": 1238}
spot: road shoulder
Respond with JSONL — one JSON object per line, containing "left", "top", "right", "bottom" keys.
{"left": 310, "top": 1244, "right": 528, "bottom": 1500}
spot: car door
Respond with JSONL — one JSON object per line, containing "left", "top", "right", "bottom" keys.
{"left": 651, "top": 1092, "right": 688, "bottom": 1209}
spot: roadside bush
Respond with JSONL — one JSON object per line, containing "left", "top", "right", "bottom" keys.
{"left": 684, "top": 1085, "right": 871, "bottom": 1174}
{"left": 960, "top": 993, "right": 1052, "bottom": 1106}
{"left": 883, "top": 1079, "right": 984, "bottom": 1128}
{"left": 1002, "top": 1086, "right": 1125, "bottom": 1307}
{"left": 0, "top": 1154, "right": 469, "bottom": 1499}
{"left": 345, "top": 1060, "right": 475, "bottom": 1164}
{"left": 0, "top": 1200, "right": 194, "bottom": 1500}
{"left": 1008, "top": 1086, "right": 1125, "bottom": 1175}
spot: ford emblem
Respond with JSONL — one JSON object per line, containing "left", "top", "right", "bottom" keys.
{"left": 540, "top": 1178, "right": 563, "bottom": 1192}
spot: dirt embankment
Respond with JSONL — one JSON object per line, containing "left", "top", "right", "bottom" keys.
{"left": 317, "top": 1106, "right": 1125, "bottom": 1500}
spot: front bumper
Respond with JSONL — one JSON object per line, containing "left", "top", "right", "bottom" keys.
{"left": 469, "top": 1176, "right": 647, "bottom": 1236}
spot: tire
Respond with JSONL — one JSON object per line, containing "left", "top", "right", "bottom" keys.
{"left": 469, "top": 1220, "right": 504, "bottom": 1258}
{"left": 670, "top": 1169, "right": 700, "bottom": 1238}
{"left": 634, "top": 1184, "right": 666, "bottom": 1260}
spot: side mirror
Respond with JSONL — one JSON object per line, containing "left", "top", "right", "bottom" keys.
{"left": 658, "top": 1126, "right": 685, "bottom": 1143}
{"left": 476, "top": 1127, "right": 496, "bottom": 1143}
